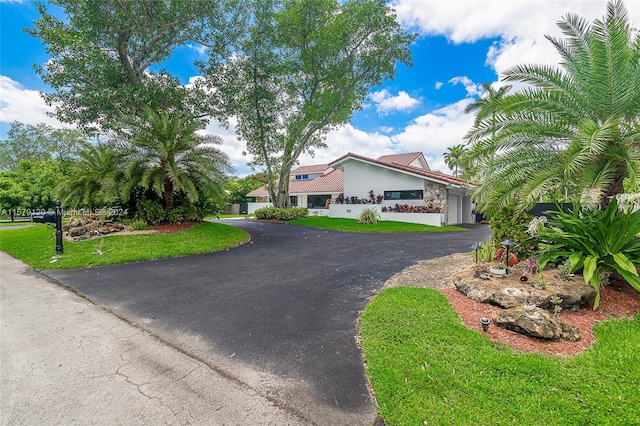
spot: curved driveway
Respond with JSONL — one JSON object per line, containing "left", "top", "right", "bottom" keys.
{"left": 45, "top": 220, "right": 490, "bottom": 424}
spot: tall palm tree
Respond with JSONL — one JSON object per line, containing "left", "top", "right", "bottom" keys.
{"left": 466, "top": 0, "right": 640, "bottom": 215}
{"left": 443, "top": 144, "right": 467, "bottom": 177}
{"left": 462, "top": 82, "right": 512, "bottom": 178}
{"left": 121, "top": 107, "right": 232, "bottom": 215}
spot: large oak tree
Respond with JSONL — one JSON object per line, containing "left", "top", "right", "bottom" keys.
{"left": 208, "top": 0, "right": 414, "bottom": 207}
{"left": 29, "top": 0, "right": 246, "bottom": 132}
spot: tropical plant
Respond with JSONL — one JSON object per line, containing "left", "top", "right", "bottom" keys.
{"left": 466, "top": 0, "right": 640, "bottom": 216}
{"left": 57, "top": 143, "right": 126, "bottom": 209}
{"left": 535, "top": 198, "right": 640, "bottom": 308}
{"left": 462, "top": 82, "right": 512, "bottom": 178}
{"left": 118, "top": 107, "right": 232, "bottom": 216}
{"left": 443, "top": 144, "right": 467, "bottom": 177}
{"left": 358, "top": 207, "right": 380, "bottom": 224}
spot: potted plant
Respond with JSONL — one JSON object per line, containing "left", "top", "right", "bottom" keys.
{"left": 530, "top": 274, "right": 548, "bottom": 290}
{"left": 490, "top": 261, "right": 506, "bottom": 278}
{"left": 522, "top": 257, "right": 539, "bottom": 275}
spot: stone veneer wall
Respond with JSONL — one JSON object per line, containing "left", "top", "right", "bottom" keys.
{"left": 423, "top": 181, "right": 448, "bottom": 213}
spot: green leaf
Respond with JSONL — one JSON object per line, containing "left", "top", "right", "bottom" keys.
{"left": 583, "top": 256, "right": 597, "bottom": 285}
{"left": 612, "top": 252, "right": 639, "bottom": 276}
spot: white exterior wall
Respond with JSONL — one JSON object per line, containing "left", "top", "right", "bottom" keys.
{"left": 342, "top": 161, "right": 425, "bottom": 200}
{"left": 447, "top": 189, "right": 472, "bottom": 225}
{"left": 247, "top": 202, "right": 273, "bottom": 214}
{"left": 329, "top": 204, "right": 444, "bottom": 226}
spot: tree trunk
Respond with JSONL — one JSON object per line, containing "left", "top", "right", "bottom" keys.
{"left": 275, "top": 168, "right": 291, "bottom": 208}
{"left": 601, "top": 174, "right": 625, "bottom": 210}
{"left": 164, "top": 179, "right": 174, "bottom": 214}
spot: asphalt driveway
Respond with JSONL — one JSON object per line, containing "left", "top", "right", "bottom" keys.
{"left": 45, "top": 220, "right": 490, "bottom": 424}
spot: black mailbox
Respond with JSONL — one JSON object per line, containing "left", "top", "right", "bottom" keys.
{"left": 32, "top": 212, "right": 57, "bottom": 223}
{"left": 31, "top": 201, "right": 64, "bottom": 254}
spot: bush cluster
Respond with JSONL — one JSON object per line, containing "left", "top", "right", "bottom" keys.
{"left": 254, "top": 206, "right": 308, "bottom": 221}
{"left": 166, "top": 204, "right": 197, "bottom": 224}
{"left": 137, "top": 198, "right": 165, "bottom": 225}
{"left": 489, "top": 205, "right": 536, "bottom": 258}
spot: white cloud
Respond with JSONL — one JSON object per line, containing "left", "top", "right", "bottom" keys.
{"left": 448, "top": 76, "right": 481, "bottom": 97}
{"left": 391, "top": 0, "right": 640, "bottom": 78}
{"left": 390, "top": 99, "right": 475, "bottom": 174}
{"left": 369, "top": 89, "right": 420, "bottom": 115}
{"left": 0, "top": 75, "right": 69, "bottom": 129}
{"left": 434, "top": 81, "right": 443, "bottom": 89}
{"left": 186, "top": 43, "right": 208, "bottom": 56}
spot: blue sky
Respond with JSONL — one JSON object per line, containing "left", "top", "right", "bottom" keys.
{"left": 1, "top": 0, "right": 638, "bottom": 175}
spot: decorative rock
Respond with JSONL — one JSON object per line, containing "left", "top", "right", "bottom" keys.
{"left": 64, "top": 220, "right": 127, "bottom": 241}
{"left": 492, "top": 308, "right": 580, "bottom": 341}
{"left": 69, "top": 226, "right": 88, "bottom": 237}
{"left": 453, "top": 269, "right": 596, "bottom": 310}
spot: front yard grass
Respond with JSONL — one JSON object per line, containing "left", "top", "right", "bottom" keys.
{"left": 360, "top": 287, "right": 640, "bottom": 425}
{"left": 290, "top": 216, "right": 467, "bottom": 232}
{"left": 0, "top": 222, "right": 249, "bottom": 270}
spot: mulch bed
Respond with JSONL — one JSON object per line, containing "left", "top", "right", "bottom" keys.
{"left": 154, "top": 221, "right": 199, "bottom": 234}
{"left": 441, "top": 282, "right": 640, "bottom": 356}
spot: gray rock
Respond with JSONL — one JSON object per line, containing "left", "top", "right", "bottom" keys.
{"left": 69, "top": 226, "right": 88, "bottom": 237}
{"left": 492, "top": 308, "right": 580, "bottom": 341}
{"left": 453, "top": 269, "right": 596, "bottom": 310}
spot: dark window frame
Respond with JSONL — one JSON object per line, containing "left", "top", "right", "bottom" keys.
{"left": 383, "top": 190, "right": 424, "bottom": 201}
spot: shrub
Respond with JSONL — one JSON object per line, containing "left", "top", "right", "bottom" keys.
{"left": 254, "top": 206, "right": 308, "bottom": 221}
{"left": 131, "top": 220, "right": 147, "bottom": 230}
{"left": 166, "top": 204, "right": 198, "bottom": 224}
{"left": 489, "top": 205, "right": 536, "bottom": 258}
{"left": 470, "top": 239, "right": 496, "bottom": 263}
{"left": 535, "top": 198, "right": 640, "bottom": 308}
{"left": 136, "top": 198, "right": 165, "bottom": 225}
{"left": 358, "top": 207, "right": 380, "bottom": 224}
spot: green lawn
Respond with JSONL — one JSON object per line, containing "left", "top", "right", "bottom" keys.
{"left": 289, "top": 216, "right": 467, "bottom": 232}
{"left": 360, "top": 287, "right": 640, "bottom": 426}
{"left": 0, "top": 222, "right": 249, "bottom": 269}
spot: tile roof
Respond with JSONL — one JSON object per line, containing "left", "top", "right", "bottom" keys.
{"left": 247, "top": 169, "right": 343, "bottom": 197}
{"left": 376, "top": 152, "right": 423, "bottom": 166}
{"left": 330, "top": 152, "right": 471, "bottom": 187}
{"left": 247, "top": 152, "right": 470, "bottom": 198}
{"left": 291, "top": 164, "right": 330, "bottom": 174}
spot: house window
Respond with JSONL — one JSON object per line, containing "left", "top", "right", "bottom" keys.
{"left": 384, "top": 190, "right": 424, "bottom": 200}
{"left": 307, "top": 194, "right": 331, "bottom": 209}
{"left": 290, "top": 196, "right": 298, "bottom": 206}
{"left": 295, "top": 174, "right": 309, "bottom": 180}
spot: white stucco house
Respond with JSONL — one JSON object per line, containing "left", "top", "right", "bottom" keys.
{"left": 247, "top": 152, "right": 475, "bottom": 226}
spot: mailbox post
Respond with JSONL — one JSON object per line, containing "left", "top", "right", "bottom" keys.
{"left": 55, "top": 201, "right": 63, "bottom": 254}
{"left": 31, "top": 200, "right": 63, "bottom": 254}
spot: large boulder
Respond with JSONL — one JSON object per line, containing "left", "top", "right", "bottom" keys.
{"left": 492, "top": 308, "right": 580, "bottom": 341}
{"left": 453, "top": 269, "right": 596, "bottom": 310}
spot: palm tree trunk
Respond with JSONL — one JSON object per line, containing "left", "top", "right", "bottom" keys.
{"left": 164, "top": 179, "right": 174, "bottom": 214}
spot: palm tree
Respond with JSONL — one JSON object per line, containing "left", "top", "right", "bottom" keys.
{"left": 466, "top": 0, "right": 640, "bottom": 215}
{"left": 120, "top": 107, "right": 232, "bottom": 215}
{"left": 462, "top": 82, "right": 512, "bottom": 178}
{"left": 57, "top": 142, "right": 126, "bottom": 208}
{"left": 443, "top": 144, "right": 467, "bottom": 177}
